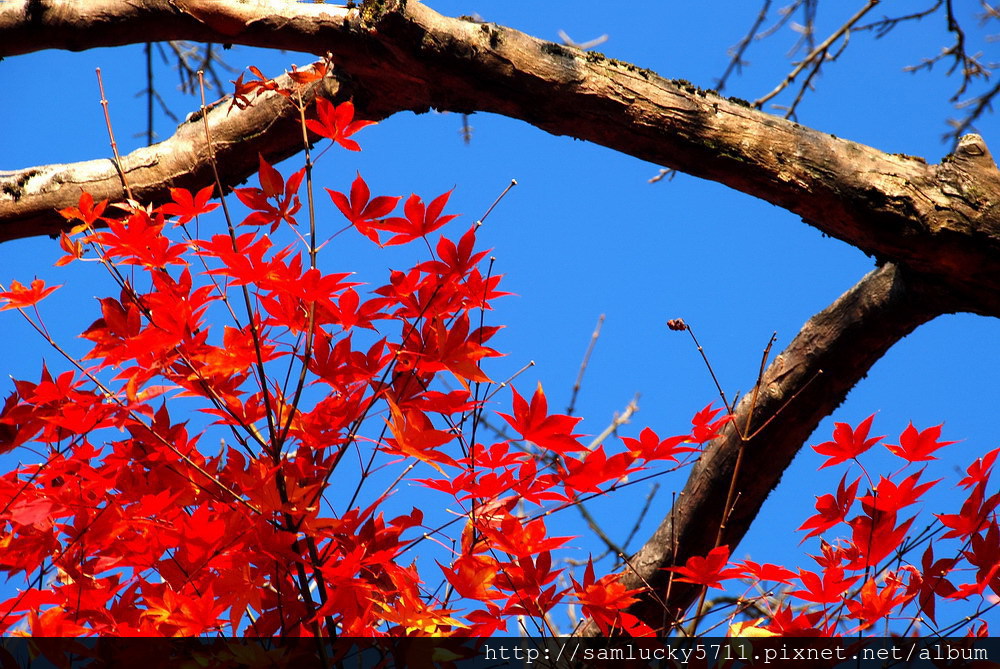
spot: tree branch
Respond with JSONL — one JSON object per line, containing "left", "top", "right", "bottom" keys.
{"left": 578, "top": 262, "right": 955, "bottom": 634}
{"left": 2, "top": 0, "right": 1000, "bottom": 311}
{"left": 0, "top": 71, "right": 346, "bottom": 243}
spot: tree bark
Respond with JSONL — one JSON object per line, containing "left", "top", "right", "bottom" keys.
{"left": 2, "top": 0, "right": 999, "bottom": 310}
{"left": 2, "top": 0, "right": 999, "bottom": 634}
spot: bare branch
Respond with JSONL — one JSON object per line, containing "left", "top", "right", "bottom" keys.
{"left": 754, "top": 0, "right": 881, "bottom": 111}
{"left": 716, "top": 0, "right": 773, "bottom": 92}
{"left": 567, "top": 314, "right": 605, "bottom": 416}
{"left": 947, "top": 77, "right": 1000, "bottom": 142}
{"left": 856, "top": 0, "right": 944, "bottom": 38}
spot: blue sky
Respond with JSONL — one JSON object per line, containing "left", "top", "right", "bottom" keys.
{"left": 1, "top": 0, "right": 997, "bottom": 632}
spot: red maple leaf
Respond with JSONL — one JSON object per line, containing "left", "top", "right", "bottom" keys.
{"left": 383, "top": 398, "right": 458, "bottom": 473}
{"left": 476, "top": 513, "right": 570, "bottom": 558}
{"left": 98, "top": 209, "right": 186, "bottom": 268}
{"left": 690, "top": 403, "right": 733, "bottom": 443}
{"left": 857, "top": 470, "right": 938, "bottom": 515}
{"left": 415, "top": 314, "right": 500, "bottom": 387}
{"left": 498, "top": 384, "right": 584, "bottom": 453}
{"left": 958, "top": 446, "right": 1000, "bottom": 489}
{"left": 233, "top": 155, "right": 304, "bottom": 232}
{"left": 305, "top": 98, "right": 375, "bottom": 151}
{"left": 141, "top": 584, "right": 227, "bottom": 635}
{"left": 229, "top": 65, "right": 287, "bottom": 111}
{"left": 501, "top": 552, "right": 560, "bottom": 603}
{"left": 964, "top": 521, "right": 1000, "bottom": 598}
{"left": 571, "top": 560, "right": 651, "bottom": 635}
{"left": 789, "top": 567, "right": 859, "bottom": 604}
{"left": 159, "top": 185, "right": 219, "bottom": 225}
{"left": 667, "top": 545, "right": 741, "bottom": 589}
{"left": 0, "top": 279, "right": 60, "bottom": 311}
{"left": 620, "top": 426, "right": 697, "bottom": 462}
{"left": 918, "top": 543, "right": 958, "bottom": 623}
{"left": 287, "top": 61, "right": 328, "bottom": 84}
{"left": 324, "top": 287, "right": 389, "bottom": 331}
{"left": 560, "top": 447, "right": 635, "bottom": 495}
{"left": 885, "top": 422, "right": 957, "bottom": 462}
{"left": 798, "top": 474, "right": 859, "bottom": 539}
{"left": 441, "top": 554, "right": 498, "bottom": 601}
{"left": 739, "top": 560, "right": 797, "bottom": 584}
{"left": 937, "top": 481, "right": 1000, "bottom": 539}
{"left": 379, "top": 190, "right": 460, "bottom": 246}
{"left": 24, "top": 607, "right": 93, "bottom": 637}
{"left": 327, "top": 172, "right": 400, "bottom": 245}
{"left": 57, "top": 191, "right": 108, "bottom": 230}
{"left": 760, "top": 605, "right": 827, "bottom": 635}
{"left": 848, "top": 510, "right": 915, "bottom": 566}
{"left": 813, "top": 414, "right": 884, "bottom": 468}
{"left": 418, "top": 226, "right": 489, "bottom": 280}
{"left": 56, "top": 230, "right": 87, "bottom": 267}
{"left": 846, "top": 574, "right": 914, "bottom": 629}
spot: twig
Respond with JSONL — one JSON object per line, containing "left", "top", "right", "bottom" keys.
{"left": 945, "top": 77, "right": 1000, "bottom": 145}
{"left": 585, "top": 393, "right": 639, "bottom": 450}
{"left": 621, "top": 482, "right": 660, "bottom": 552}
{"left": 476, "top": 178, "right": 518, "bottom": 227}
{"left": 667, "top": 318, "right": 735, "bottom": 415}
{"left": 567, "top": 314, "right": 604, "bottom": 416}
{"left": 856, "top": 0, "right": 943, "bottom": 38}
{"left": 483, "top": 360, "right": 536, "bottom": 403}
{"left": 96, "top": 68, "right": 133, "bottom": 200}
{"left": 196, "top": 71, "right": 279, "bottom": 451}
{"left": 558, "top": 29, "right": 609, "bottom": 51}
{"left": 716, "top": 0, "right": 772, "bottom": 92}
{"left": 754, "top": 0, "right": 881, "bottom": 109}
{"left": 648, "top": 168, "right": 676, "bottom": 184}
{"left": 691, "top": 331, "right": 775, "bottom": 635}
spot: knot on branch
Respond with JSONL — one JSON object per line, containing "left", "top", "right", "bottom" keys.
{"left": 359, "top": 0, "right": 406, "bottom": 28}
{"left": 936, "top": 133, "right": 1000, "bottom": 231}
{"left": 954, "top": 134, "right": 998, "bottom": 173}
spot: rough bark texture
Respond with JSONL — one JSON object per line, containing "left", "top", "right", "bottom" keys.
{"left": 2, "top": 0, "right": 1000, "bottom": 634}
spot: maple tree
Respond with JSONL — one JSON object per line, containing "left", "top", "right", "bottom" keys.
{"left": 1, "top": 61, "right": 998, "bottom": 641}
{"left": 1, "top": 0, "right": 1000, "bottom": 642}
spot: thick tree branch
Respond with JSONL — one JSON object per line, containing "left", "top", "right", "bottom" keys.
{"left": 0, "top": 72, "right": 346, "bottom": 243}
{"left": 579, "top": 262, "right": 955, "bottom": 634}
{"left": 2, "top": 0, "right": 1000, "bottom": 311}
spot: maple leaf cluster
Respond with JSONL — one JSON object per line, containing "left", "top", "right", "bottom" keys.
{"left": 667, "top": 416, "right": 999, "bottom": 638}
{"left": 0, "top": 64, "right": 716, "bottom": 639}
